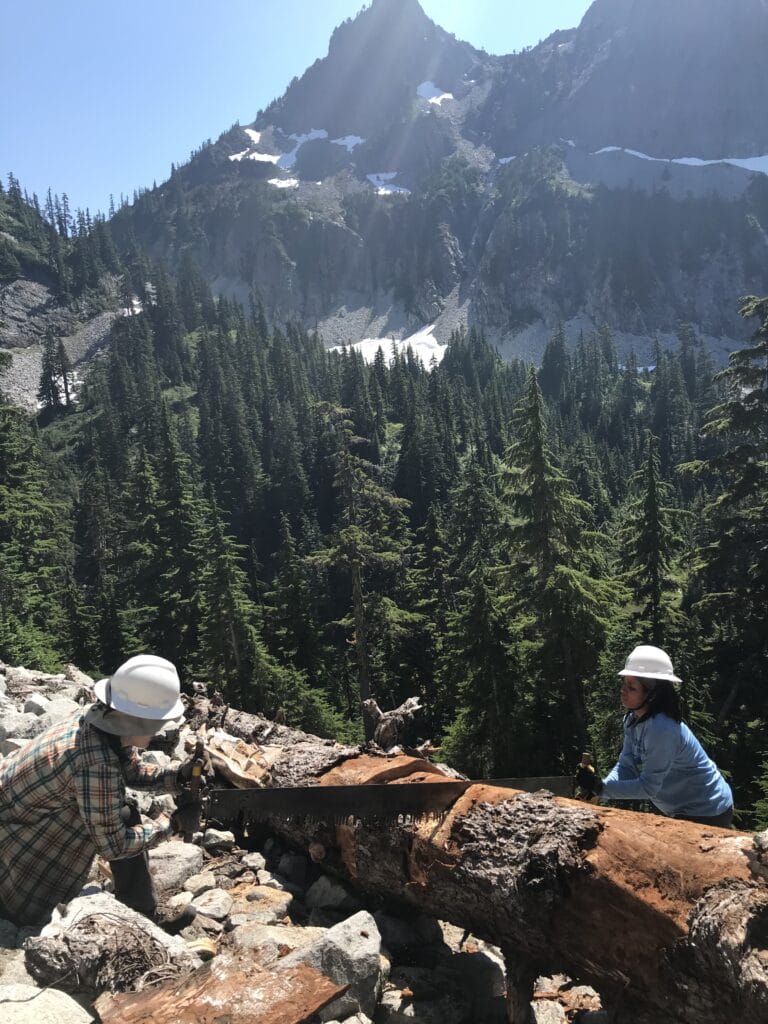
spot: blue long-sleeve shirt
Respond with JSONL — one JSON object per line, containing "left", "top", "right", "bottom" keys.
{"left": 601, "top": 712, "right": 733, "bottom": 819}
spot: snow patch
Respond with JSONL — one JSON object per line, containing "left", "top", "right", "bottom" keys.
{"left": 331, "top": 324, "right": 447, "bottom": 367}
{"left": 331, "top": 135, "right": 365, "bottom": 152}
{"left": 594, "top": 146, "right": 768, "bottom": 176}
{"left": 229, "top": 127, "right": 330, "bottom": 167}
{"left": 498, "top": 156, "right": 516, "bottom": 165}
{"left": 267, "top": 177, "right": 299, "bottom": 189}
{"left": 122, "top": 298, "right": 143, "bottom": 317}
{"left": 278, "top": 129, "right": 329, "bottom": 169}
{"left": 417, "top": 81, "right": 454, "bottom": 105}
{"left": 229, "top": 149, "right": 280, "bottom": 164}
{"left": 248, "top": 151, "right": 281, "bottom": 163}
{"left": 366, "top": 172, "right": 411, "bottom": 196}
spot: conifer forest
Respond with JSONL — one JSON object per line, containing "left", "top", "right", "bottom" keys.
{"left": 1, "top": 172, "right": 767, "bottom": 830}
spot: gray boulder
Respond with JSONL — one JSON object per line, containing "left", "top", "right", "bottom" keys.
{"left": 202, "top": 827, "right": 236, "bottom": 852}
{"left": 125, "top": 788, "right": 153, "bottom": 814}
{"left": 148, "top": 840, "right": 203, "bottom": 892}
{"left": 185, "top": 871, "right": 217, "bottom": 896}
{"left": 38, "top": 700, "right": 80, "bottom": 728}
{"left": 531, "top": 1001, "right": 568, "bottom": 1024}
{"left": 139, "top": 750, "right": 171, "bottom": 768}
{"left": 241, "top": 851, "right": 266, "bottom": 872}
{"left": 149, "top": 793, "right": 175, "bottom": 817}
{"left": 306, "top": 873, "right": 363, "bottom": 912}
{"left": 64, "top": 665, "right": 94, "bottom": 689}
{"left": 0, "top": 712, "right": 46, "bottom": 741}
{"left": 229, "top": 921, "right": 327, "bottom": 963}
{"left": 229, "top": 884, "right": 293, "bottom": 925}
{"left": 0, "top": 983, "right": 95, "bottom": 1023}
{"left": 277, "top": 851, "right": 309, "bottom": 887}
{"left": 376, "top": 988, "right": 471, "bottom": 1024}
{"left": 23, "top": 693, "right": 50, "bottom": 715}
{"left": 190, "top": 888, "right": 233, "bottom": 921}
{"left": 4, "top": 667, "right": 48, "bottom": 692}
{"left": 0, "top": 947, "right": 37, "bottom": 985}
{"left": 278, "top": 910, "right": 382, "bottom": 1021}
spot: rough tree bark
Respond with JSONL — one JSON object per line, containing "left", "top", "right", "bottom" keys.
{"left": 188, "top": 696, "right": 768, "bottom": 1024}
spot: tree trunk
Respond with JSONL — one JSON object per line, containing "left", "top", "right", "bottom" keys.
{"left": 351, "top": 561, "right": 372, "bottom": 726}
{"left": 189, "top": 696, "right": 768, "bottom": 1024}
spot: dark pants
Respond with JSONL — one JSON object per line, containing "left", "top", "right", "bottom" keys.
{"left": 110, "top": 803, "right": 158, "bottom": 918}
{"left": 676, "top": 806, "right": 734, "bottom": 828}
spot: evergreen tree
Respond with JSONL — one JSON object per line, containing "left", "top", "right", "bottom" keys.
{"left": 56, "top": 339, "right": 72, "bottom": 409}
{"left": 687, "top": 296, "right": 768, "bottom": 817}
{"left": 501, "top": 368, "right": 624, "bottom": 766}
{"left": 0, "top": 408, "right": 71, "bottom": 667}
{"left": 116, "top": 447, "right": 164, "bottom": 650}
{"left": 37, "top": 335, "right": 62, "bottom": 414}
{"left": 539, "top": 324, "right": 571, "bottom": 404}
{"left": 263, "top": 514, "right": 324, "bottom": 682}
{"left": 440, "top": 567, "right": 520, "bottom": 777}
{"left": 194, "top": 495, "right": 291, "bottom": 712}
{"left": 620, "top": 432, "right": 683, "bottom": 645}
{"left": 151, "top": 404, "right": 209, "bottom": 674}
{"left": 311, "top": 406, "right": 410, "bottom": 735}
{"left": 393, "top": 393, "right": 450, "bottom": 525}
{"left": 149, "top": 264, "right": 190, "bottom": 383}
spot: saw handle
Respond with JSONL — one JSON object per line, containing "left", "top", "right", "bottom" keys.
{"left": 176, "top": 738, "right": 207, "bottom": 843}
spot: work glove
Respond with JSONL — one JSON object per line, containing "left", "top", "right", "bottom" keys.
{"left": 170, "top": 795, "right": 203, "bottom": 838}
{"left": 574, "top": 766, "right": 604, "bottom": 800}
{"left": 176, "top": 742, "right": 213, "bottom": 790}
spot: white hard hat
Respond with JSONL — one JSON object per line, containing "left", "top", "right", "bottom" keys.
{"left": 94, "top": 654, "right": 184, "bottom": 720}
{"left": 618, "top": 645, "right": 681, "bottom": 684}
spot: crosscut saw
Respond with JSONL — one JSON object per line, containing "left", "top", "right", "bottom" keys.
{"left": 203, "top": 776, "right": 573, "bottom": 828}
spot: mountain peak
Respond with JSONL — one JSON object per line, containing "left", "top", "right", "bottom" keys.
{"left": 260, "top": 0, "right": 478, "bottom": 139}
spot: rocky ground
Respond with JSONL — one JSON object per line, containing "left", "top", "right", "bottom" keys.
{"left": 0, "top": 662, "right": 609, "bottom": 1023}
{"left": 0, "top": 278, "right": 118, "bottom": 410}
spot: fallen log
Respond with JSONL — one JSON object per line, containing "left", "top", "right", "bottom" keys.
{"left": 189, "top": 697, "right": 768, "bottom": 1024}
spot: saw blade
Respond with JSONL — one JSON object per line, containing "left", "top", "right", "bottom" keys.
{"left": 205, "top": 776, "right": 572, "bottom": 827}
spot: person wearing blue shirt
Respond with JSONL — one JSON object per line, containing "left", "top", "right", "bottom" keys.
{"left": 589, "top": 645, "right": 733, "bottom": 826}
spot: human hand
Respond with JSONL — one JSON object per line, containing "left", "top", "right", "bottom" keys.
{"left": 575, "top": 765, "right": 597, "bottom": 793}
{"left": 575, "top": 766, "right": 604, "bottom": 798}
{"left": 170, "top": 798, "right": 203, "bottom": 838}
{"left": 176, "top": 741, "right": 212, "bottom": 790}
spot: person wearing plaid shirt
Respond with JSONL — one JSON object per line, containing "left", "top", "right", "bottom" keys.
{"left": 0, "top": 655, "right": 203, "bottom": 927}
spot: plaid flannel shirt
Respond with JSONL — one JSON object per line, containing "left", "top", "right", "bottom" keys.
{"left": 0, "top": 708, "right": 178, "bottom": 926}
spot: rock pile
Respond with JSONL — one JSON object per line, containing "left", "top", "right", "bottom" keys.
{"left": 0, "top": 662, "right": 608, "bottom": 1023}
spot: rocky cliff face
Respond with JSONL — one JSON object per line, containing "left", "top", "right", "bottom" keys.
{"left": 480, "top": 0, "right": 768, "bottom": 159}
{"left": 109, "top": 0, "right": 768, "bottom": 359}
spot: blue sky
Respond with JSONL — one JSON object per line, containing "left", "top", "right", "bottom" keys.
{"left": 1, "top": 0, "right": 592, "bottom": 215}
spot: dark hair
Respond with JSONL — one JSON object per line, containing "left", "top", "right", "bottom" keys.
{"left": 641, "top": 679, "right": 683, "bottom": 722}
